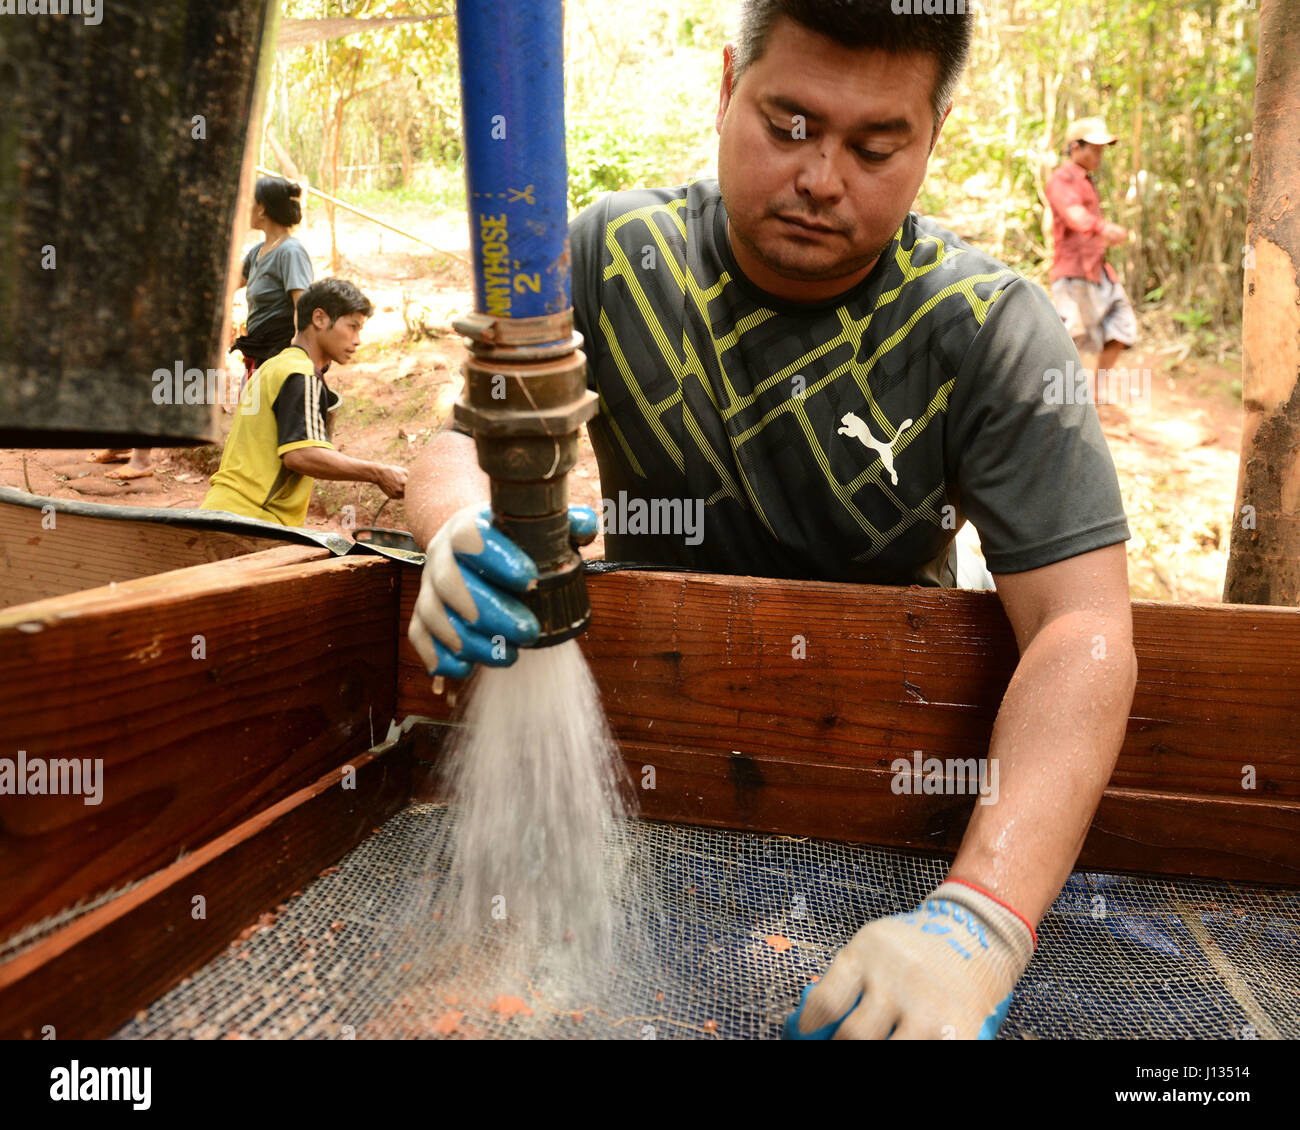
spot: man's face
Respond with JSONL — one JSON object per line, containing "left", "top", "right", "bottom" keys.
{"left": 715, "top": 18, "right": 948, "bottom": 302}
{"left": 315, "top": 310, "right": 365, "bottom": 366}
{"left": 1073, "top": 142, "right": 1107, "bottom": 172}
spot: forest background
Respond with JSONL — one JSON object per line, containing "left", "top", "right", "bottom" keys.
{"left": 275, "top": 0, "right": 1258, "bottom": 359}
{"left": 8, "top": 1, "right": 1256, "bottom": 604}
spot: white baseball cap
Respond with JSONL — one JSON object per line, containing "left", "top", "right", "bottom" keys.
{"left": 1065, "top": 117, "right": 1118, "bottom": 146}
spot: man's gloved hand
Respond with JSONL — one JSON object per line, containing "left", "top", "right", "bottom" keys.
{"left": 787, "top": 878, "right": 1036, "bottom": 1040}
{"left": 407, "top": 503, "right": 598, "bottom": 679}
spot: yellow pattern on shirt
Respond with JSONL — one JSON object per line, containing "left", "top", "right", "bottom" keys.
{"left": 200, "top": 346, "right": 334, "bottom": 526}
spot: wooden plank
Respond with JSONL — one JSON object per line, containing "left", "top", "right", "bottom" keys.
{"left": 620, "top": 743, "right": 1300, "bottom": 885}
{"left": 1083, "top": 788, "right": 1300, "bottom": 884}
{"left": 407, "top": 726, "right": 1300, "bottom": 885}
{"left": 397, "top": 569, "right": 1300, "bottom": 881}
{"left": 0, "top": 731, "right": 423, "bottom": 1040}
{"left": 0, "top": 546, "right": 400, "bottom": 946}
{"left": 1, "top": 541, "right": 326, "bottom": 621}
{"left": 399, "top": 570, "right": 1300, "bottom": 797}
{"left": 0, "top": 496, "right": 302, "bottom": 608}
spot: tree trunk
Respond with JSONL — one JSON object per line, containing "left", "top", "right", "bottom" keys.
{"left": 329, "top": 94, "right": 346, "bottom": 272}
{"left": 1130, "top": 51, "right": 1145, "bottom": 302}
{"left": 398, "top": 118, "right": 414, "bottom": 188}
{"left": 265, "top": 130, "right": 302, "bottom": 181}
{"left": 326, "top": 52, "right": 364, "bottom": 273}
{"left": 317, "top": 97, "right": 334, "bottom": 267}
{"left": 1223, "top": 0, "right": 1300, "bottom": 606}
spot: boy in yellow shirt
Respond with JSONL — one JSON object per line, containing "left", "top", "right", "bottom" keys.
{"left": 202, "top": 278, "right": 407, "bottom": 526}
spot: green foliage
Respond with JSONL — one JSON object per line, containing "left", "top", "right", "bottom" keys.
{"left": 563, "top": 1, "right": 728, "bottom": 213}
{"left": 346, "top": 171, "right": 464, "bottom": 216}
{"left": 276, "top": 0, "right": 459, "bottom": 193}
{"left": 928, "top": 0, "right": 1257, "bottom": 351}
{"left": 272, "top": 0, "right": 1257, "bottom": 353}
{"left": 567, "top": 121, "right": 650, "bottom": 215}
{"left": 567, "top": 111, "right": 704, "bottom": 215}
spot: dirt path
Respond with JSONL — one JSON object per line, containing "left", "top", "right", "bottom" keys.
{"left": 1098, "top": 351, "right": 1241, "bottom": 603}
{"left": 0, "top": 206, "right": 1243, "bottom": 603}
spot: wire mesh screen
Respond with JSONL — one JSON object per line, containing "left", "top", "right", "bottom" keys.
{"left": 113, "top": 803, "right": 1300, "bottom": 1040}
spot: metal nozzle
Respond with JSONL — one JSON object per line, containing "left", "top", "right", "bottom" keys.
{"left": 453, "top": 312, "right": 599, "bottom": 647}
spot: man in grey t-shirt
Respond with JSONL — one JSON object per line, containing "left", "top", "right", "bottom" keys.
{"left": 406, "top": 0, "right": 1138, "bottom": 1040}
{"left": 569, "top": 181, "right": 1129, "bottom": 587}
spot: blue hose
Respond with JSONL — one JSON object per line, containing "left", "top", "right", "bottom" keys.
{"left": 456, "top": 0, "right": 571, "bottom": 324}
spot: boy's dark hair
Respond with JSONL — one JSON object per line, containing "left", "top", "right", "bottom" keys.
{"left": 297, "top": 278, "right": 374, "bottom": 330}
{"left": 254, "top": 175, "right": 303, "bottom": 227}
{"left": 731, "top": 0, "right": 974, "bottom": 135}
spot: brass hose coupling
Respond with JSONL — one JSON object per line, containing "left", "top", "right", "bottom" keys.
{"left": 452, "top": 310, "right": 599, "bottom": 646}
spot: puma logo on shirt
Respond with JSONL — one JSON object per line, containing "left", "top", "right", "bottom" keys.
{"left": 838, "top": 411, "right": 913, "bottom": 486}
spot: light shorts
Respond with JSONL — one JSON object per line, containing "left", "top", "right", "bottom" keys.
{"left": 954, "top": 522, "right": 995, "bottom": 591}
{"left": 1051, "top": 274, "right": 1137, "bottom": 356}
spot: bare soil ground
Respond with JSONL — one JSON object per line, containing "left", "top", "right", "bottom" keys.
{"left": 0, "top": 201, "right": 1242, "bottom": 602}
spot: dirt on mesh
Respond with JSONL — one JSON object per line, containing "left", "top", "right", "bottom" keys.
{"left": 0, "top": 203, "right": 1242, "bottom": 602}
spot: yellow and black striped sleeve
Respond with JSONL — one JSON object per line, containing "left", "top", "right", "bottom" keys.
{"left": 274, "top": 372, "right": 335, "bottom": 455}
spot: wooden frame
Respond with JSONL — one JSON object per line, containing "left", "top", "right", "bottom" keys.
{"left": 1, "top": 531, "right": 1297, "bottom": 1036}
{"left": 0, "top": 728, "right": 427, "bottom": 1039}
{"left": 0, "top": 545, "right": 397, "bottom": 944}
{"left": 0, "top": 493, "right": 299, "bottom": 608}
{"left": 400, "top": 570, "right": 1300, "bottom": 885}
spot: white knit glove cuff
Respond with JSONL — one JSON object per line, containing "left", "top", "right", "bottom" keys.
{"left": 928, "top": 879, "right": 1037, "bottom": 975}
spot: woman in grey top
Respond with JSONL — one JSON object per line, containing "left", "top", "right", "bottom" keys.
{"left": 232, "top": 176, "right": 315, "bottom": 388}
{"left": 89, "top": 177, "right": 316, "bottom": 479}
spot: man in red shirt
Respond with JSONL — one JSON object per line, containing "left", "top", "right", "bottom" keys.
{"left": 1045, "top": 117, "right": 1135, "bottom": 406}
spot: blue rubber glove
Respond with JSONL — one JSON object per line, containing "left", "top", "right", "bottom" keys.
{"left": 783, "top": 984, "right": 862, "bottom": 1040}
{"left": 407, "top": 503, "right": 598, "bottom": 679}
{"left": 784, "top": 982, "right": 1012, "bottom": 1041}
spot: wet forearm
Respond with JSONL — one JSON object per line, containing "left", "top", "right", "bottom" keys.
{"left": 948, "top": 611, "right": 1136, "bottom": 924}
{"left": 405, "top": 428, "right": 491, "bottom": 548}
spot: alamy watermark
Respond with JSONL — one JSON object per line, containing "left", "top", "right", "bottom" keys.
{"left": 890, "top": 750, "right": 999, "bottom": 806}
{"left": 892, "top": 0, "right": 969, "bottom": 12}
{"left": 601, "top": 491, "right": 704, "bottom": 546}
{"left": 892, "top": 1, "right": 1008, "bottom": 20}
{"left": 1043, "top": 361, "right": 1151, "bottom": 409}
{"left": 0, "top": 0, "right": 102, "bottom": 26}
{"left": 1, "top": 750, "right": 103, "bottom": 805}
{"left": 50, "top": 1062, "right": 150, "bottom": 1110}
{"left": 153, "top": 362, "right": 258, "bottom": 411}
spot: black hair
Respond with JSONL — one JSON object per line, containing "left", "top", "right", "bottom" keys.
{"left": 296, "top": 278, "right": 374, "bottom": 330}
{"left": 731, "top": 0, "right": 975, "bottom": 134}
{"left": 254, "top": 176, "right": 303, "bottom": 227}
